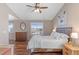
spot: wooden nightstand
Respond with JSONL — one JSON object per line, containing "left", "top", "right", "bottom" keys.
{"left": 63, "top": 42, "right": 79, "bottom": 55}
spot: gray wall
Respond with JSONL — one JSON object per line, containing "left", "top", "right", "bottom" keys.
{"left": 13, "top": 20, "right": 53, "bottom": 40}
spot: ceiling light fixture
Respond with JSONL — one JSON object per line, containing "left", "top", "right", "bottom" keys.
{"left": 34, "top": 8, "right": 40, "bottom": 13}
{"left": 26, "top": 3, "right": 48, "bottom": 13}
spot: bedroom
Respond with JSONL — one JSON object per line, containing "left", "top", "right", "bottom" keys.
{"left": 0, "top": 3, "right": 79, "bottom": 55}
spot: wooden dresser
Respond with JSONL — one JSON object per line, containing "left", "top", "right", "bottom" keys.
{"left": 14, "top": 32, "right": 28, "bottom": 55}
{"left": 63, "top": 42, "right": 79, "bottom": 55}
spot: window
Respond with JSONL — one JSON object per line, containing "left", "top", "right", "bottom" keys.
{"left": 31, "top": 22, "right": 43, "bottom": 36}
{"left": 8, "top": 14, "right": 14, "bottom": 32}
{"left": 8, "top": 21, "right": 13, "bottom": 32}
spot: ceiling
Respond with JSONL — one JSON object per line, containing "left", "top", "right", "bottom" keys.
{"left": 6, "top": 3, "right": 64, "bottom": 20}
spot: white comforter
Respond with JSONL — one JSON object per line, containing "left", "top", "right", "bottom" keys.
{"left": 27, "top": 35, "right": 68, "bottom": 49}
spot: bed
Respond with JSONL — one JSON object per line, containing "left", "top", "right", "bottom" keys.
{"left": 27, "top": 27, "right": 72, "bottom": 53}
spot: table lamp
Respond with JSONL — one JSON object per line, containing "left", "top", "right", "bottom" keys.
{"left": 71, "top": 32, "right": 79, "bottom": 47}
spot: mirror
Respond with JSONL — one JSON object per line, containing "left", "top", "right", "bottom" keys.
{"left": 20, "top": 22, "right": 26, "bottom": 30}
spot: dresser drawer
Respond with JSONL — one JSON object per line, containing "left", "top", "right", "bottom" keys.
{"left": 15, "top": 51, "right": 26, "bottom": 55}
{"left": 15, "top": 46, "right": 26, "bottom": 49}
{"left": 15, "top": 45, "right": 26, "bottom": 48}
{"left": 15, "top": 48, "right": 26, "bottom": 52}
{"left": 15, "top": 42, "right": 27, "bottom": 45}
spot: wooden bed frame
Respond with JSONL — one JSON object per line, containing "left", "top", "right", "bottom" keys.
{"left": 29, "top": 27, "right": 72, "bottom": 54}
{"left": 31, "top": 48, "right": 62, "bottom": 55}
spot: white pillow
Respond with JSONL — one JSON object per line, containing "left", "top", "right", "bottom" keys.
{"left": 50, "top": 32, "right": 69, "bottom": 40}
{"left": 60, "top": 33, "right": 69, "bottom": 39}
{"left": 50, "top": 32, "right": 60, "bottom": 39}
{"left": 50, "top": 32, "right": 58, "bottom": 37}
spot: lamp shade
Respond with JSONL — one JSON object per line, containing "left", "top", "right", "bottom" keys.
{"left": 71, "top": 32, "right": 79, "bottom": 39}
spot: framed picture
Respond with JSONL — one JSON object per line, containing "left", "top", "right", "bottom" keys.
{"left": 59, "top": 16, "right": 65, "bottom": 25}
{"left": 20, "top": 22, "right": 26, "bottom": 30}
{"left": 58, "top": 11, "right": 67, "bottom": 27}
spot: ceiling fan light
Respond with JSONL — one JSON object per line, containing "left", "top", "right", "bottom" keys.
{"left": 34, "top": 8, "right": 40, "bottom": 13}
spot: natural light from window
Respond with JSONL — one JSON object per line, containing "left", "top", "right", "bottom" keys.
{"left": 31, "top": 22, "right": 43, "bottom": 36}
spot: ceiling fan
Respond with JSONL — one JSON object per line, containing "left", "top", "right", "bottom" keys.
{"left": 26, "top": 3, "right": 48, "bottom": 13}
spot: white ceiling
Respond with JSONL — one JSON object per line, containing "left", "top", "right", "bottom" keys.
{"left": 6, "top": 3, "right": 64, "bottom": 20}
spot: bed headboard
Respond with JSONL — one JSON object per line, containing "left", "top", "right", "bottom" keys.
{"left": 56, "top": 27, "right": 72, "bottom": 36}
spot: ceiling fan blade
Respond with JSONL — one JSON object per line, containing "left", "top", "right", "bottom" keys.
{"left": 26, "top": 5, "right": 35, "bottom": 7}
{"left": 26, "top": 3, "right": 48, "bottom": 13}
{"left": 39, "top": 7, "right": 48, "bottom": 9}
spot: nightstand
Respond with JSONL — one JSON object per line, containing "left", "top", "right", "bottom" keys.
{"left": 63, "top": 42, "right": 79, "bottom": 55}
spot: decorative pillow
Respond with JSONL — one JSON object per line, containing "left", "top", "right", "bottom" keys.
{"left": 56, "top": 33, "right": 69, "bottom": 40}
{"left": 60, "top": 33, "right": 69, "bottom": 39}
{"left": 50, "top": 32, "right": 60, "bottom": 40}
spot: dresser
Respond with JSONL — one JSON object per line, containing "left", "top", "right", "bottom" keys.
{"left": 14, "top": 32, "right": 28, "bottom": 55}
{"left": 63, "top": 42, "right": 79, "bottom": 55}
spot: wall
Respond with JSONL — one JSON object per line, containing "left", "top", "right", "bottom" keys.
{"left": 43, "top": 20, "right": 53, "bottom": 35}
{"left": 13, "top": 20, "right": 53, "bottom": 40}
{"left": 66, "top": 3, "right": 79, "bottom": 32}
{"left": 52, "top": 3, "right": 79, "bottom": 33}
{"left": 0, "top": 3, "right": 19, "bottom": 44}
{"left": 52, "top": 4, "right": 69, "bottom": 29}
